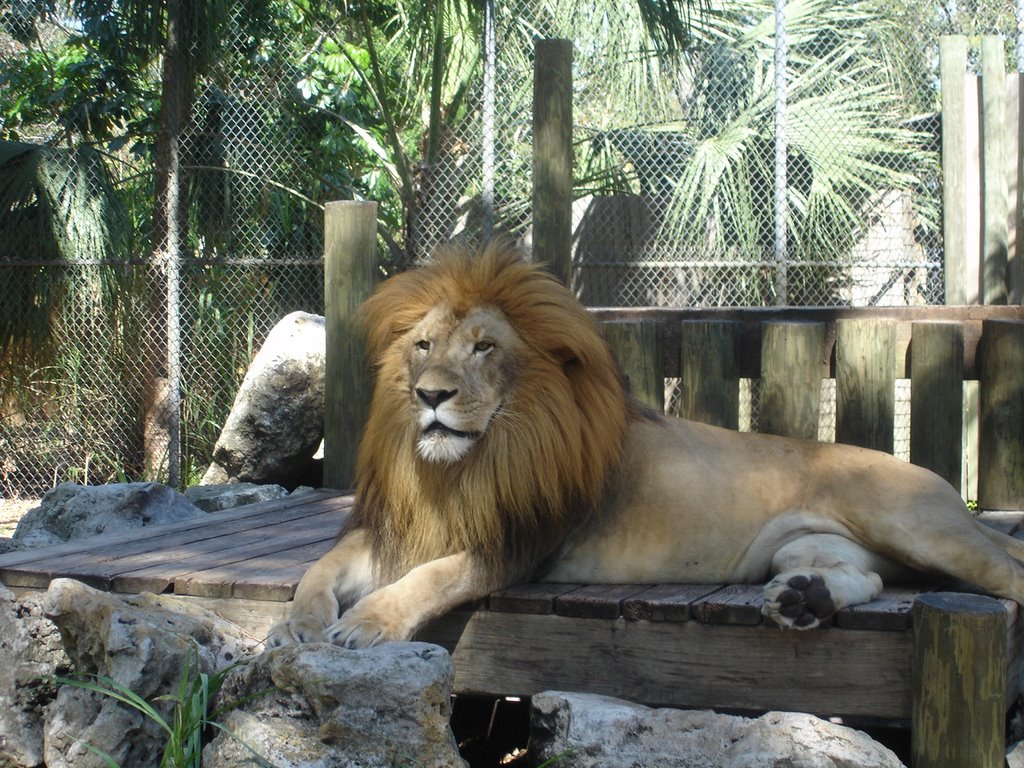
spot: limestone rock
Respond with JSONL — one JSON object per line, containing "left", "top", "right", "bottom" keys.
{"left": 202, "top": 311, "right": 325, "bottom": 488}
{"left": 203, "top": 642, "right": 468, "bottom": 768}
{"left": 12, "top": 482, "right": 205, "bottom": 549}
{"left": 41, "top": 578, "right": 261, "bottom": 768}
{"left": 0, "top": 585, "right": 71, "bottom": 767}
{"left": 530, "top": 691, "right": 905, "bottom": 768}
{"left": 184, "top": 481, "right": 289, "bottom": 512}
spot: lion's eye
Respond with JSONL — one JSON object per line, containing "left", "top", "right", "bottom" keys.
{"left": 415, "top": 340, "right": 431, "bottom": 353}
{"left": 474, "top": 340, "right": 494, "bottom": 354}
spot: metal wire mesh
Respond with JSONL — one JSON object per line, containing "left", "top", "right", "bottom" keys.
{"left": 1, "top": 6, "right": 1019, "bottom": 498}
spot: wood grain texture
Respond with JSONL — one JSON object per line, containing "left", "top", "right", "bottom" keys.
{"left": 911, "top": 592, "right": 1008, "bottom": 768}
{"left": 602, "top": 319, "right": 664, "bottom": 411}
{"left": 758, "top": 321, "right": 826, "bottom": 439}
{"left": 978, "top": 320, "right": 1024, "bottom": 509}
{"left": 676, "top": 320, "right": 741, "bottom": 428}
{"left": 835, "top": 318, "right": 896, "bottom": 453}
{"left": 909, "top": 322, "right": 964, "bottom": 491}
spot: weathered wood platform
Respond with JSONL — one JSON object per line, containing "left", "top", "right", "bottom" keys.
{"left": 0, "top": 489, "right": 1020, "bottom": 725}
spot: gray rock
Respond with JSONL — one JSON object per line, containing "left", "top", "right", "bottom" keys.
{"left": 12, "top": 482, "right": 205, "bottom": 549}
{"left": 203, "top": 642, "right": 468, "bottom": 768}
{"left": 41, "top": 578, "right": 261, "bottom": 768}
{"left": 202, "top": 311, "right": 325, "bottom": 488}
{"left": 0, "top": 585, "right": 71, "bottom": 767}
{"left": 184, "top": 482, "right": 289, "bottom": 512}
{"left": 1009, "top": 739, "right": 1024, "bottom": 768}
{"left": 530, "top": 691, "right": 906, "bottom": 768}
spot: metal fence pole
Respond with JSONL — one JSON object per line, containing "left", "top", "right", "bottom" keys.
{"left": 482, "top": 0, "right": 497, "bottom": 240}
{"left": 773, "top": 0, "right": 789, "bottom": 305}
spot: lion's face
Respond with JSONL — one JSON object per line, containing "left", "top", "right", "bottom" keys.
{"left": 404, "top": 304, "right": 523, "bottom": 464}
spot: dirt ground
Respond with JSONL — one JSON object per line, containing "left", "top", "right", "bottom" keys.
{"left": 0, "top": 499, "right": 36, "bottom": 538}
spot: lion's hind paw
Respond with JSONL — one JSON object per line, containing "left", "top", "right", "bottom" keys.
{"left": 763, "top": 572, "right": 836, "bottom": 630}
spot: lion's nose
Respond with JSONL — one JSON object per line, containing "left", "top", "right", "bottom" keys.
{"left": 416, "top": 387, "right": 457, "bottom": 409}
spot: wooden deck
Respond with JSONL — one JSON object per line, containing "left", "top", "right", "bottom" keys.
{"left": 0, "top": 489, "right": 1021, "bottom": 724}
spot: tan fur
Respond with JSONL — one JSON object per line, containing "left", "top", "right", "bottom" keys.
{"left": 267, "top": 241, "right": 1024, "bottom": 648}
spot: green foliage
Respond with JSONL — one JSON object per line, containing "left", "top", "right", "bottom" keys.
{"left": 53, "top": 651, "right": 269, "bottom": 768}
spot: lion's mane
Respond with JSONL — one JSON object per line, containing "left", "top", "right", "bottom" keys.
{"left": 346, "top": 242, "right": 631, "bottom": 581}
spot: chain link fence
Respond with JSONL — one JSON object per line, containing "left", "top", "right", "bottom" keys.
{"left": 2, "top": 2, "right": 1020, "bottom": 498}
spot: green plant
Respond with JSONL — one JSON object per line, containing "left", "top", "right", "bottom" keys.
{"left": 54, "top": 651, "right": 270, "bottom": 768}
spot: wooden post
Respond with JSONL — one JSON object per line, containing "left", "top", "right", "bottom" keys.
{"left": 981, "top": 36, "right": 1009, "bottom": 305}
{"left": 677, "top": 321, "right": 741, "bottom": 429}
{"left": 941, "top": 36, "right": 969, "bottom": 305}
{"left": 911, "top": 592, "right": 1007, "bottom": 768}
{"left": 835, "top": 319, "right": 896, "bottom": 453}
{"left": 601, "top": 320, "right": 664, "bottom": 412}
{"left": 910, "top": 322, "right": 964, "bottom": 491}
{"left": 758, "top": 321, "right": 825, "bottom": 439}
{"left": 978, "top": 319, "right": 1024, "bottom": 509}
{"left": 323, "top": 201, "right": 378, "bottom": 490}
{"left": 533, "top": 38, "right": 573, "bottom": 287}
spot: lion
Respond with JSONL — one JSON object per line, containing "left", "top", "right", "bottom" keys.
{"left": 267, "top": 241, "right": 1024, "bottom": 648}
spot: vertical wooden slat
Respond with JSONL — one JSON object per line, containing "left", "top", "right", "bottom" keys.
{"left": 677, "top": 321, "right": 741, "bottom": 429}
{"left": 1012, "top": 73, "right": 1024, "bottom": 305}
{"left": 602, "top": 320, "right": 664, "bottom": 413}
{"left": 532, "top": 38, "right": 574, "bottom": 287}
{"left": 911, "top": 593, "right": 1007, "bottom": 768}
{"left": 758, "top": 321, "right": 825, "bottom": 439}
{"left": 909, "top": 322, "right": 965, "bottom": 492}
{"left": 978, "top": 319, "right": 1024, "bottom": 509}
{"left": 835, "top": 319, "right": 896, "bottom": 453}
{"left": 941, "top": 35, "right": 969, "bottom": 305}
{"left": 323, "top": 201, "right": 378, "bottom": 490}
{"left": 981, "top": 36, "right": 1009, "bottom": 305}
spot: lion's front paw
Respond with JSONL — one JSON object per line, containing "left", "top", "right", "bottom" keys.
{"left": 265, "top": 616, "right": 327, "bottom": 648}
{"left": 763, "top": 572, "right": 837, "bottom": 630}
{"left": 323, "top": 590, "right": 411, "bottom": 649}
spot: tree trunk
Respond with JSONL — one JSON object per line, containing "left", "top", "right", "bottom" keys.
{"left": 145, "top": 0, "right": 193, "bottom": 486}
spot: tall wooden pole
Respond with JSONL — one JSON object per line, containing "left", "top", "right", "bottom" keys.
{"left": 323, "top": 201, "right": 378, "bottom": 490}
{"left": 533, "top": 38, "right": 573, "bottom": 287}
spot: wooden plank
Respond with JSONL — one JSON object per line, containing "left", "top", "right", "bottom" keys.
{"left": 323, "top": 200, "right": 377, "bottom": 490}
{"left": 489, "top": 583, "right": 579, "bottom": 615}
{"left": 0, "top": 489, "right": 345, "bottom": 569}
{"left": 909, "top": 322, "right": 964, "bottom": 491}
{"left": 835, "top": 318, "right": 896, "bottom": 453}
{"left": 421, "top": 611, "right": 913, "bottom": 719}
{"left": 691, "top": 584, "right": 764, "bottom": 626}
{"left": 554, "top": 584, "right": 649, "bottom": 620}
{"left": 758, "top": 321, "right": 826, "bottom": 439}
{"left": 106, "top": 509, "right": 342, "bottom": 594}
{"left": 837, "top": 588, "right": 919, "bottom": 632}
{"left": 978, "top": 319, "right": 1024, "bottom": 509}
{"left": 1011, "top": 73, "right": 1024, "bottom": 305}
{"left": 621, "top": 584, "right": 724, "bottom": 622}
{"left": 172, "top": 535, "right": 337, "bottom": 601}
{"left": 941, "top": 35, "right": 969, "bottom": 305}
{"left": 601, "top": 319, "right": 664, "bottom": 411}
{"left": 981, "top": 36, "right": 1010, "bottom": 305}
{"left": 912, "top": 592, "right": 1007, "bottom": 768}
{"left": 591, "top": 305, "right": 1024, "bottom": 381}
{"left": 676, "top": 320, "right": 741, "bottom": 428}
{"left": 0, "top": 495, "right": 352, "bottom": 590}
{"left": 532, "top": 38, "right": 574, "bottom": 287}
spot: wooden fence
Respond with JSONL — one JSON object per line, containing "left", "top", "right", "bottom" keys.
{"left": 595, "top": 307, "right": 1024, "bottom": 511}
{"left": 941, "top": 34, "right": 1024, "bottom": 306}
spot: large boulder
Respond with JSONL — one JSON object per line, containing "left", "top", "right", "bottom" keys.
{"left": 202, "top": 311, "right": 326, "bottom": 488}
{"left": 0, "top": 585, "right": 71, "bottom": 767}
{"left": 202, "top": 642, "right": 468, "bottom": 768}
{"left": 41, "top": 578, "right": 261, "bottom": 768}
{"left": 530, "top": 691, "right": 906, "bottom": 768}
{"left": 13, "top": 482, "right": 205, "bottom": 549}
